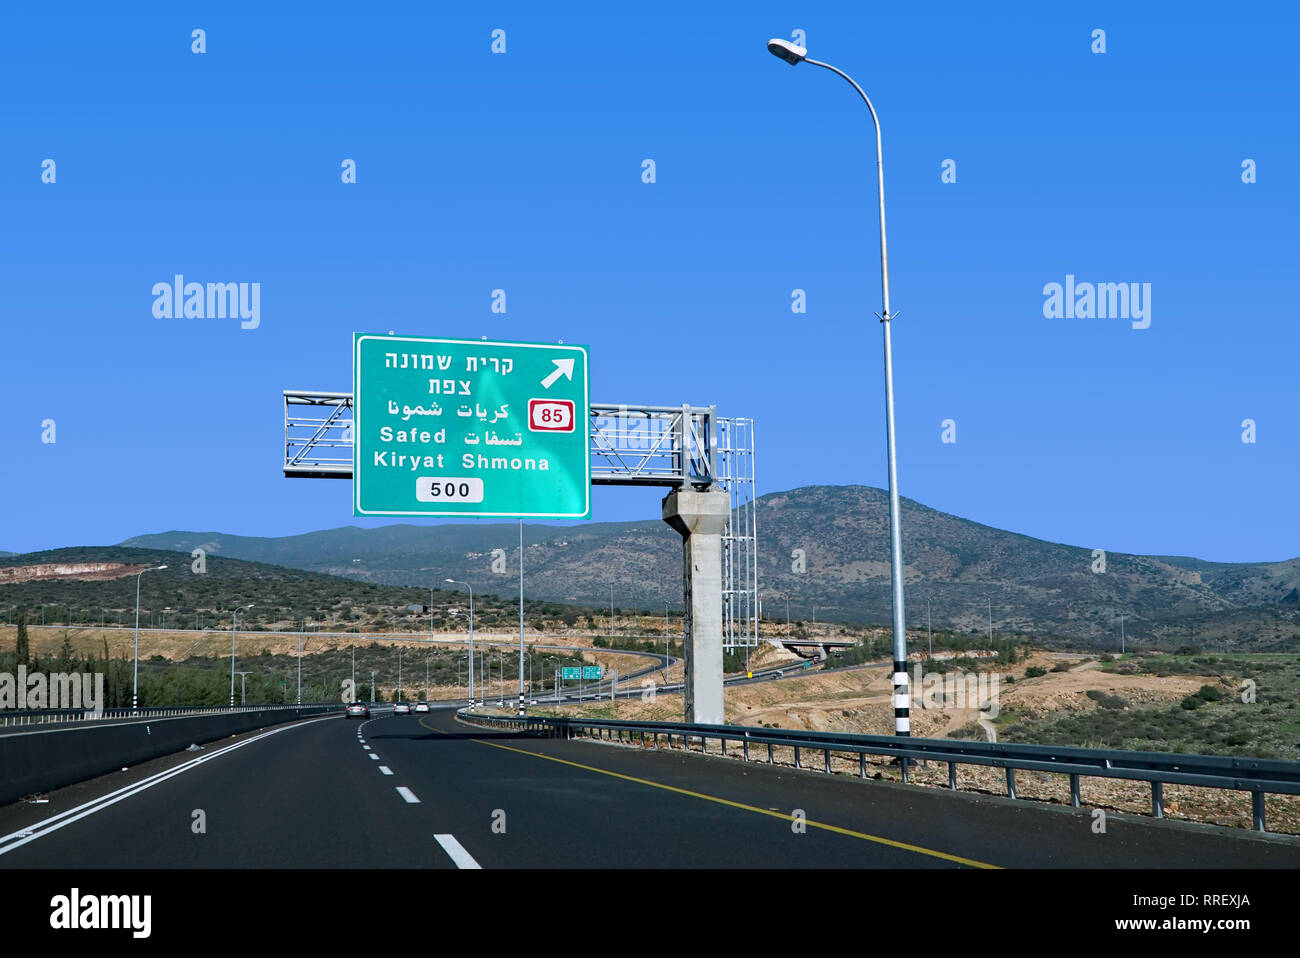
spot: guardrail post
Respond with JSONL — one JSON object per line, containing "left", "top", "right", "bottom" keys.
{"left": 901, "top": 757, "right": 910, "bottom": 784}
{"left": 721, "top": 737, "right": 727, "bottom": 756}
{"left": 948, "top": 761, "right": 957, "bottom": 790}
{"left": 860, "top": 753, "right": 867, "bottom": 779}
{"left": 1070, "top": 773, "right": 1081, "bottom": 807}
{"left": 653, "top": 732, "right": 658, "bottom": 749}
{"left": 1252, "top": 791, "right": 1266, "bottom": 833}
{"left": 767, "top": 742, "right": 773, "bottom": 764}
{"left": 743, "top": 738, "right": 749, "bottom": 762}
{"left": 824, "top": 748, "right": 831, "bottom": 774}
{"left": 794, "top": 746, "right": 801, "bottom": 769}
{"left": 1006, "top": 767, "right": 1016, "bottom": 799}
{"left": 1151, "top": 781, "right": 1164, "bottom": 819}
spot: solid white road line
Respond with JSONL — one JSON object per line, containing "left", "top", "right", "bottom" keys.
{"left": 378, "top": 766, "right": 393, "bottom": 775}
{"left": 396, "top": 786, "right": 421, "bottom": 803}
{"left": 0, "top": 715, "right": 339, "bottom": 857}
{"left": 435, "top": 834, "right": 482, "bottom": 869}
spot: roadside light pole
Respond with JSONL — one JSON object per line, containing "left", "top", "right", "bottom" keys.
{"left": 768, "top": 38, "right": 911, "bottom": 736}
{"left": 519, "top": 519, "right": 526, "bottom": 715}
{"left": 229, "top": 602, "right": 253, "bottom": 708}
{"left": 132, "top": 564, "right": 167, "bottom": 711}
{"left": 446, "top": 579, "right": 475, "bottom": 709}
{"left": 664, "top": 605, "right": 670, "bottom": 685}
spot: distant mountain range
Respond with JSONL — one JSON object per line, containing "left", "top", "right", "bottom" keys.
{"left": 119, "top": 485, "right": 1300, "bottom": 652}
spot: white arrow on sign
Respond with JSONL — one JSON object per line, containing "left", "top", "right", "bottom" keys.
{"left": 540, "top": 358, "right": 575, "bottom": 390}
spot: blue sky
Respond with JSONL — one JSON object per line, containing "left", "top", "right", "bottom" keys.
{"left": 1, "top": 1, "right": 1297, "bottom": 562}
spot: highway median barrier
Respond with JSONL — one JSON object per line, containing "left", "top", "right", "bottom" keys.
{"left": 0, "top": 705, "right": 337, "bottom": 806}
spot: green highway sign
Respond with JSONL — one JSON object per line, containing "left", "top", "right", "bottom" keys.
{"left": 560, "top": 666, "right": 603, "bottom": 680}
{"left": 561, "top": 667, "right": 582, "bottom": 680}
{"left": 354, "top": 334, "right": 590, "bottom": 518}
{"left": 583, "top": 666, "right": 603, "bottom": 680}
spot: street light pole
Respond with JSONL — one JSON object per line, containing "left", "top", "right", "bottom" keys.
{"left": 518, "top": 519, "right": 525, "bottom": 715}
{"left": 132, "top": 564, "right": 167, "bottom": 711}
{"left": 664, "top": 605, "right": 670, "bottom": 685}
{"left": 768, "top": 38, "right": 910, "bottom": 737}
{"left": 230, "top": 602, "right": 252, "bottom": 708}
{"left": 446, "top": 579, "right": 475, "bottom": 709}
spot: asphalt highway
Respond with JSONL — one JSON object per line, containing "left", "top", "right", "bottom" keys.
{"left": 2, "top": 709, "right": 1297, "bottom": 868}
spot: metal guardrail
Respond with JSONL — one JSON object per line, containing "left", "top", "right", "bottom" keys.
{"left": 459, "top": 712, "right": 1300, "bottom": 834}
{"left": 0, "top": 704, "right": 337, "bottom": 729}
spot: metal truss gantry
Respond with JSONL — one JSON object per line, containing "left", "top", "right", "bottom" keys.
{"left": 283, "top": 391, "right": 759, "bottom": 649}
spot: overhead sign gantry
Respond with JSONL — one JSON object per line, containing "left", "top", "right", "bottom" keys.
{"left": 282, "top": 334, "right": 760, "bottom": 725}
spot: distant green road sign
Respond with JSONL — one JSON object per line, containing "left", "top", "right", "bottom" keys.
{"left": 354, "top": 334, "right": 590, "bottom": 518}
{"left": 560, "top": 666, "right": 603, "bottom": 680}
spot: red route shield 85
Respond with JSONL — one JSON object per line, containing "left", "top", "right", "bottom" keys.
{"left": 528, "top": 398, "right": 575, "bottom": 432}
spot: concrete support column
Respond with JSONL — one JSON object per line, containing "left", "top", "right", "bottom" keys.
{"left": 662, "top": 488, "right": 731, "bottom": 725}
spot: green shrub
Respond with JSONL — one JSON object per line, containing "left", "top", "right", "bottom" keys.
{"left": 1194, "top": 685, "right": 1222, "bottom": 702}
{"left": 1085, "top": 689, "right": 1131, "bottom": 710}
{"left": 1024, "top": 666, "right": 1047, "bottom": 678}
{"left": 1181, "top": 696, "right": 1203, "bottom": 710}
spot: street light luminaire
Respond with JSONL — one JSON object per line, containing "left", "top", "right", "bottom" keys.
{"left": 767, "top": 38, "right": 807, "bottom": 65}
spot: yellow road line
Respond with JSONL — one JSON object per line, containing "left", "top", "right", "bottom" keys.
{"left": 419, "top": 716, "right": 1000, "bottom": 869}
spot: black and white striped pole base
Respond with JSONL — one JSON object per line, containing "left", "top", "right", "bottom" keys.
{"left": 518, "top": 692, "right": 525, "bottom": 716}
{"left": 893, "top": 659, "right": 912, "bottom": 776}
{"left": 892, "top": 660, "right": 910, "bottom": 735}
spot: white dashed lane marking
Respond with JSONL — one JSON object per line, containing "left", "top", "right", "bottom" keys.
{"left": 436, "top": 834, "right": 482, "bottom": 869}
{"left": 396, "top": 787, "right": 420, "bottom": 804}
{"left": 369, "top": 753, "right": 379, "bottom": 760}
{"left": 378, "top": 766, "right": 393, "bottom": 776}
